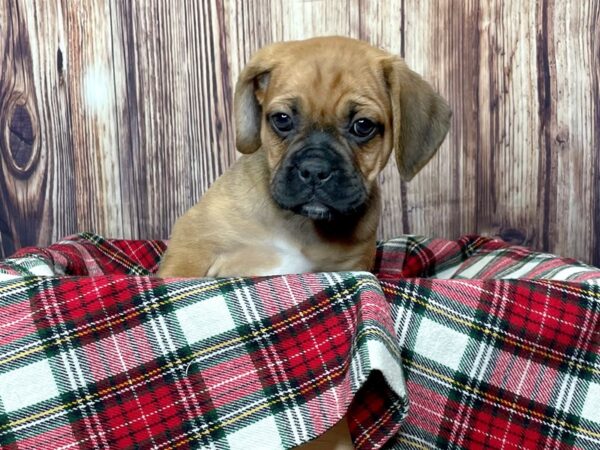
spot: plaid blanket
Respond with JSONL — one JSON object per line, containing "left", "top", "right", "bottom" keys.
{"left": 0, "top": 233, "right": 598, "bottom": 449}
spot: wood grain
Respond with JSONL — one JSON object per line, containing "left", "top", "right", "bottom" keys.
{"left": 109, "top": 0, "right": 235, "bottom": 239}
{"left": 1, "top": 0, "right": 599, "bottom": 265}
{"left": 549, "top": 0, "right": 599, "bottom": 264}
{"left": 0, "top": 0, "right": 74, "bottom": 255}
{"left": 66, "top": 0, "right": 127, "bottom": 238}
{"left": 478, "top": 1, "right": 543, "bottom": 246}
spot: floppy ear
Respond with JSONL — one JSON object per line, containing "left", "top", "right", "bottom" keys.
{"left": 234, "top": 46, "right": 280, "bottom": 154}
{"left": 383, "top": 57, "right": 452, "bottom": 180}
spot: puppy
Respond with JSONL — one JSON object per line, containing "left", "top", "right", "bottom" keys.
{"left": 158, "top": 36, "right": 451, "bottom": 278}
{"left": 159, "top": 36, "right": 451, "bottom": 447}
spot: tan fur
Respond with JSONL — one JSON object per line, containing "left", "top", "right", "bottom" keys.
{"left": 158, "top": 150, "right": 379, "bottom": 277}
{"left": 158, "top": 36, "right": 451, "bottom": 278}
{"left": 295, "top": 419, "right": 353, "bottom": 449}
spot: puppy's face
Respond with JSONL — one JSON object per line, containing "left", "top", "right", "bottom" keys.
{"left": 234, "top": 37, "right": 451, "bottom": 221}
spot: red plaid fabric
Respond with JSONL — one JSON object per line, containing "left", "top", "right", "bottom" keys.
{"left": 381, "top": 278, "right": 600, "bottom": 449}
{"left": 7, "top": 232, "right": 167, "bottom": 277}
{"left": 0, "top": 234, "right": 406, "bottom": 449}
{"left": 373, "top": 236, "right": 600, "bottom": 449}
{"left": 0, "top": 233, "right": 599, "bottom": 449}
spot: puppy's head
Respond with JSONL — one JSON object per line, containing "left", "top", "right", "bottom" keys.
{"left": 234, "top": 36, "right": 451, "bottom": 221}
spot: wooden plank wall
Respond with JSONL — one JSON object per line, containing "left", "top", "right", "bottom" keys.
{"left": 1, "top": 0, "right": 599, "bottom": 265}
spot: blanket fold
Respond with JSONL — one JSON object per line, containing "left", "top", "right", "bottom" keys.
{"left": 1, "top": 233, "right": 599, "bottom": 449}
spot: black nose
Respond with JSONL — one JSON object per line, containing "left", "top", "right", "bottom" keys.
{"left": 297, "top": 158, "right": 333, "bottom": 185}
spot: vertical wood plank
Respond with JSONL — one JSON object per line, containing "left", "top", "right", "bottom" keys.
{"left": 548, "top": 0, "right": 599, "bottom": 264}
{"left": 0, "top": 0, "right": 43, "bottom": 256}
{"left": 593, "top": 1, "right": 600, "bottom": 267}
{"left": 477, "top": 1, "right": 543, "bottom": 247}
{"left": 63, "top": 0, "right": 127, "bottom": 238}
{"left": 109, "top": 0, "right": 234, "bottom": 240}
{"left": 39, "top": 2, "right": 78, "bottom": 247}
{"left": 0, "top": 1, "right": 77, "bottom": 257}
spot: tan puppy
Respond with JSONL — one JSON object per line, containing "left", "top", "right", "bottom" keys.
{"left": 160, "top": 37, "right": 451, "bottom": 448}
{"left": 158, "top": 36, "right": 451, "bottom": 278}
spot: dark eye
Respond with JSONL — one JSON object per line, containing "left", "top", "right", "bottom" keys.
{"left": 350, "top": 118, "right": 377, "bottom": 139}
{"left": 270, "top": 112, "right": 294, "bottom": 134}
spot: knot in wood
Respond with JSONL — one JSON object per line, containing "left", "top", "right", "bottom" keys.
{"left": 2, "top": 102, "right": 40, "bottom": 177}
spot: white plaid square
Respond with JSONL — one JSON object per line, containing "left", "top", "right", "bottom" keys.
{"left": 0, "top": 360, "right": 59, "bottom": 412}
{"left": 226, "top": 416, "right": 281, "bottom": 450}
{"left": 581, "top": 382, "right": 600, "bottom": 424}
{"left": 414, "top": 318, "right": 469, "bottom": 370}
{"left": 175, "top": 295, "right": 236, "bottom": 344}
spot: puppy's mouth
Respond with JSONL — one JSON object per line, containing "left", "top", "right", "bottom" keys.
{"left": 274, "top": 191, "right": 367, "bottom": 222}
{"left": 294, "top": 201, "right": 333, "bottom": 221}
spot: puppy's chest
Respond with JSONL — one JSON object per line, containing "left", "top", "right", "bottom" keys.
{"left": 257, "top": 237, "right": 315, "bottom": 276}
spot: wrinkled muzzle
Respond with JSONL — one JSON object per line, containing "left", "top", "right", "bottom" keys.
{"left": 270, "top": 134, "right": 368, "bottom": 221}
